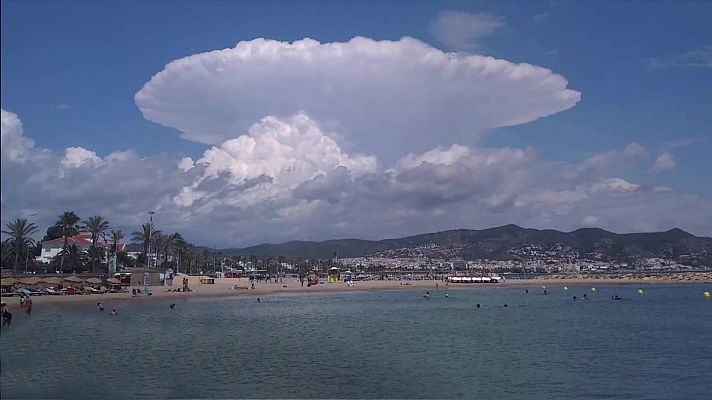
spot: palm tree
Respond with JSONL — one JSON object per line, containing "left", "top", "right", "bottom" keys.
{"left": 2, "top": 218, "right": 39, "bottom": 272}
{"left": 81, "top": 216, "right": 110, "bottom": 248}
{"left": 57, "top": 244, "right": 87, "bottom": 272}
{"left": 81, "top": 215, "right": 110, "bottom": 272}
{"left": 131, "top": 223, "right": 161, "bottom": 266}
{"left": 57, "top": 211, "right": 80, "bottom": 271}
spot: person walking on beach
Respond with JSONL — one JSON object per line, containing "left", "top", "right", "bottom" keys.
{"left": 19, "top": 295, "right": 25, "bottom": 309}
{"left": 2, "top": 307, "right": 12, "bottom": 329}
{"left": 25, "top": 297, "right": 32, "bottom": 319}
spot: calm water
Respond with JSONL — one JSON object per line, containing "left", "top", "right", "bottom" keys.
{"left": 1, "top": 285, "right": 711, "bottom": 399}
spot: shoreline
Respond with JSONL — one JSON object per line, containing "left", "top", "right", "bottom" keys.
{"left": 2, "top": 273, "right": 710, "bottom": 308}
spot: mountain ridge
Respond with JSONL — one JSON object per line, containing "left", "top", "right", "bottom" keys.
{"left": 198, "top": 225, "right": 712, "bottom": 266}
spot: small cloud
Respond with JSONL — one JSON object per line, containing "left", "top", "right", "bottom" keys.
{"left": 661, "top": 138, "right": 707, "bottom": 151}
{"left": 429, "top": 10, "right": 505, "bottom": 51}
{"left": 532, "top": 12, "right": 549, "bottom": 23}
{"left": 57, "top": 103, "right": 72, "bottom": 111}
{"left": 642, "top": 45, "right": 712, "bottom": 69}
{"left": 649, "top": 152, "right": 676, "bottom": 174}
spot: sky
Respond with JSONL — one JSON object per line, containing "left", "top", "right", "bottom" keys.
{"left": 1, "top": 0, "right": 711, "bottom": 247}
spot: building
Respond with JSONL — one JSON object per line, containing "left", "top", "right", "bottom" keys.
{"left": 37, "top": 233, "right": 127, "bottom": 264}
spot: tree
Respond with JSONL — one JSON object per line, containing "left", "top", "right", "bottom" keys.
{"left": 56, "top": 244, "right": 87, "bottom": 272}
{"left": 81, "top": 215, "right": 110, "bottom": 272}
{"left": 109, "top": 230, "right": 124, "bottom": 255}
{"left": 81, "top": 216, "right": 110, "bottom": 248}
{"left": 2, "top": 218, "right": 39, "bottom": 272}
{"left": 56, "top": 211, "right": 80, "bottom": 271}
{"left": 131, "top": 223, "right": 161, "bottom": 267}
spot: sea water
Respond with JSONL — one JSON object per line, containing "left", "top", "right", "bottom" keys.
{"left": 1, "top": 284, "right": 711, "bottom": 399}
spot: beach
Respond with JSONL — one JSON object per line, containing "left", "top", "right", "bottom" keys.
{"left": 2, "top": 272, "right": 710, "bottom": 307}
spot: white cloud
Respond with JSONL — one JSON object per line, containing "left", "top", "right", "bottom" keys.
{"left": 135, "top": 37, "right": 580, "bottom": 162}
{"left": 61, "top": 147, "right": 102, "bottom": 169}
{"left": 590, "top": 178, "right": 640, "bottom": 193}
{"left": 643, "top": 45, "right": 712, "bottom": 69}
{"left": 649, "top": 152, "right": 676, "bottom": 174}
{"left": 429, "top": 11, "right": 505, "bottom": 50}
{"left": 1, "top": 109, "right": 35, "bottom": 162}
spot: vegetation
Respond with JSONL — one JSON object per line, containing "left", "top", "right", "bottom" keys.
{"left": 2, "top": 218, "right": 39, "bottom": 272}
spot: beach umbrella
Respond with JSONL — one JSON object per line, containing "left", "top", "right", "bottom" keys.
{"left": 44, "top": 277, "right": 63, "bottom": 285}
{"left": 107, "top": 277, "right": 122, "bottom": 285}
{"left": 1, "top": 277, "right": 18, "bottom": 286}
{"left": 19, "top": 277, "right": 42, "bottom": 285}
{"left": 84, "top": 277, "right": 103, "bottom": 285}
{"left": 64, "top": 276, "right": 84, "bottom": 284}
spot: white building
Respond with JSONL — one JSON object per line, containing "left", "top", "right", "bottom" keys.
{"left": 37, "top": 233, "right": 127, "bottom": 263}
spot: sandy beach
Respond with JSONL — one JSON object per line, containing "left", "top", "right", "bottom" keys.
{"left": 2, "top": 272, "right": 710, "bottom": 308}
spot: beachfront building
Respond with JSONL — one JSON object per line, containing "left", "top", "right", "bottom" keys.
{"left": 37, "top": 233, "right": 127, "bottom": 263}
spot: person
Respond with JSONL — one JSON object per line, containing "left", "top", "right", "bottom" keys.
{"left": 25, "top": 297, "right": 32, "bottom": 318}
{"left": 251, "top": 283, "right": 255, "bottom": 290}
{"left": 525, "top": 289, "right": 529, "bottom": 294}
{"left": 573, "top": 296, "right": 577, "bottom": 301}
{"left": 423, "top": 291, "right": 430, "bottom": 300}
{"left": 2, "top": 307, "right": 12, "bottom": 329}
{"left": 543, "top": 289, "right": 548, "bottom": 295}
{"left": 436, "top": 283, "right": 439, "bottom": 291}
{"left": 97, "top": 302, "right": 104, "bottom": 312}
{"left": 19, "top": 295, "right": 25, "bottom": 308}
{"left": 257, "top": 297, "right": 261, "bottom": 303}
{"left": 170, "top": 304, "right": 176, "bottom": 309}
{"left": 476, "top": 303, "right": 480, "bottom": 308}
{"left": 445, "top": 293, "right": 449, "bottom": 299}
{"left": 504, "top": 304, "right": 508, "bottom": 307}
{"left": 111, "top": 308, "right": 117, "bottom": 316}
{"left": 583, "top": 293, "right": 588, "bottom": 299}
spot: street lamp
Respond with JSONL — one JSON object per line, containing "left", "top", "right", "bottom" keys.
{"left": 24, "top": 212, "right": 38, "bottom": 273}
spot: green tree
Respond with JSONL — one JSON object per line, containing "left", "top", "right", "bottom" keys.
{"left": 56, "top": 211, "right": 80, "bottom": 271}
{"left": 2, "top": 218, "right": 39, "bottom": 272}
{"left": 81, "top": 216, "right": 110, "bottom": 272}
{"left": 56, "top": 244, "right": 87, "bottom": 272}
{"left": 81, "top": 216, "right": 110, "bottom": 248}
{"left": 131, "top": 223, "right": 161, "bottom": 267}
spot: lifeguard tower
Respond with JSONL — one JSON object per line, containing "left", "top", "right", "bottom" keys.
{"left": 327, "top": 267, "right": 340, "bottom": 283}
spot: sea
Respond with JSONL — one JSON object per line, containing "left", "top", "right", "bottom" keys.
{"left": 1, "top": 284, "right": 711, "bottom": 399}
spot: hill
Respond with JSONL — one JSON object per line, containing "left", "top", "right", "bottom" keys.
{"left": 206, "top": 225, "right": 712, "bottom": 267}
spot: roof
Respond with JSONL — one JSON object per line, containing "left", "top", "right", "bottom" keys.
{"left": 42, "top": 234, "right": 127, "bottom": 250}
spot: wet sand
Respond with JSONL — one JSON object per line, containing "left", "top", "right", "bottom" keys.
{"left": 2, "top": 272, "right": 710, "bottom": 308}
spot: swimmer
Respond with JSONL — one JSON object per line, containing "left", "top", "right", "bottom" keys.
{"left": 476, "top": 303, "right": 480, "bottom": 308}
{"left": 111, "top": 309, "right": 117, "bottom": 316}
{"left": 97, "top": 302, "right": 104, "bottom": 312}
{"left": 257, "top": 298, "right": 261, "bottom": 303}
{"left": 445, "top": 293, "right": 449, "bottom": 299}
{"left": 573, "top": 296, "right": 577, "bottom": 301}
{"left": 504, "top": 304, "right": 508, "bottom": 307}
{"left": 423, "top": 291, "right": 431, "bottom": 300}
{"left": 525, "top": 289, "right": 529, "bottom": 294}
{"left": 169, "top": 304, "right": 176, "bottom": 309}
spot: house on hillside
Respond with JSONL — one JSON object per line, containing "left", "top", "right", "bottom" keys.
{"left": 37, "top": 233, "right": 127, "bottom": 263}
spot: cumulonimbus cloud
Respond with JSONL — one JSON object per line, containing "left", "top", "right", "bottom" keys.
{"left": 135, "top": 37, "right": 580, "bottom": 161}
{"left": 2, "top": 108, "right": 712, "bottom": 246}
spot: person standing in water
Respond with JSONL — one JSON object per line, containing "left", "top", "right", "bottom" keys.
{"left": 97, "top": 303, "right": 104, "bottom": 312}
{"left": 25, "top": 297, "right": 32, "bottom": 319}
{"left": 111, "top": 308, "right": 117, "bottom": 316}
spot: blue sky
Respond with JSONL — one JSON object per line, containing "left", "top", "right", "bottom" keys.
{"left": 1, "top": 1, "right": 711, "bottom": 245}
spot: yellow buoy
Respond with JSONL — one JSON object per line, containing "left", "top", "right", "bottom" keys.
{"left": 591, "top": 287, "right": 597, "bottom": 293}
{"left": 637, "top": 289, "right": 644, "bottom": 296}
{"left": 563, "top": 286, "right": 568, "bottom": 291}
{"left": 704, "top": 291, "right": 710, "bottom": 299}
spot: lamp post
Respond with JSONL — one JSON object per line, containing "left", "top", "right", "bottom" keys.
{"left": 24, "top": 213, "right": 38, "bottom": 273}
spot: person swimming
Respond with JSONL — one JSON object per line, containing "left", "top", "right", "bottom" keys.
{"left": 111, "top": 309, "right": 117, "bottom": 316}
{"left": 423, "top": 291, "right": 431, "bottom": 300}
{"left": 445, "top": 293, "right": 449, "bottom": 299}
{"left": 169, "top": 304, "right": 176, "bottom": 309}
{"left": 257, "top": 298, "right": 261, "bottom": 303}
{"left": 476, "top": 303, "right": 480, "bottom": 308}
